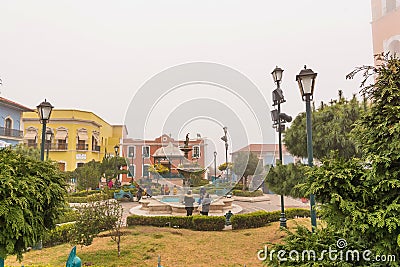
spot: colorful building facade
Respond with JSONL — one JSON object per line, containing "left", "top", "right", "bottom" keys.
{"left": 371, "top": 0, "right": 400, "bottom": 56}
{"left": 231, "top": 143, "right": 297, "bottom": 166}
{"left": 0, "top": 97, "right": 33, "bottom": 146}
{"left": 121, "top": 134, "right": 206, "bottom": 184}
{"left": 22, "top": 109, "right": 126, "bottom": 172}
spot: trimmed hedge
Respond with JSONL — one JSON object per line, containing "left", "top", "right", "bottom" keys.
{"left": 127, "top": 215, "right": 194, "bottom": 229}
{"left": 192, "top": 215, "right": 225, "bottom": 231}
{"left": 230, "top": 208, "right": 311, "bottom": 230}
{"left": 66, "top": 192, "right": 109, "bottom": 203}
{"left": 55, "top": 209, "right": 79, "bottom": 224}
{"left": 232, "top": 190, "right": 264, "bottom": 197}
{"left": 127, "top": 215, "right": 225, "bottom": 230}
{"left": 42, "top": 222, "right": 75, "bottom": 247}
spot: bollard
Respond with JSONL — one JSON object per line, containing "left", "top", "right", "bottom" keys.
{"left": 157, "top": 255, "right": 163, "bottom": 267}
{"left": 66, "top": 246, "right": 81, "bottom": 267}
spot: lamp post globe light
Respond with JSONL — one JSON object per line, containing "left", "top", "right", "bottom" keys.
{"left": 221, "top": 127, "right": 229, "bottom": 182}
{"left": 37, "top": 99, "right": 54, "bottom": 161}
{"left": 270, "top": 66, "right": 292, "bottom": 228}
{"left": 296, "top": 65, "right": 318, "bottom": 231}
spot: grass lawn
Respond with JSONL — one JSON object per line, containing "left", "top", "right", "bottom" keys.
{"left": 5, "top": 218, "right": 311, "bottom": 267}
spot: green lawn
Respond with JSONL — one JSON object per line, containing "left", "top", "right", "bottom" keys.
{"left": 5, "top": 218, "right": 311, "bottom": 267}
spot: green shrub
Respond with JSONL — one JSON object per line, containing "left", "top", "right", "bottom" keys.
{"left": 69, "top": 190, "right": 101, "bottom": 197}
{"left": 192, "top": 215, "right": 225, "bottom": 231}
{"left": 126, "top": 215, "right": 193, "bottom": 229}
{"left": 232, "top": 190, "right": 263, "bottom": 197}
{"left": 55, "top": 209, "right": 79, "bottom": 224}
{"left": 42, "top": 222, "right": 75, "bottom": 247}
{"left": 66, "top": 192, "right": 110, "bottom": 203}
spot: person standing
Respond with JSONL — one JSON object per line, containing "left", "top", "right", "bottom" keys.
{"left": 173, "top": 185, "right": 178, "bottom": 195}
{"left": 165, "top": 184, "right": 170, "bottom": 195}
{"left": 200, "top": 193, "right": 211, "bottom": 216}
{"left": 160, "top": 184, "right": 165, "bottom": 195}
{"left": 184, "top": 190, "right": 195, "bottom": 216}
{"left": 136, "top": 187, "right": 143, "bottom": 202}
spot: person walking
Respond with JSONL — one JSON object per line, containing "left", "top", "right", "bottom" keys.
{"left": 136, "top": 187, "right": 143, "bottom": 202}
{"left": 160, "top": 184, "right": 165, "bottom": 195}
{"left": 184, "top": 190, "right": 195, "bottom": 216}
{"left": 200, "top": 193, "right": 211, "bottom": 216}
{"left": 165, "top": 184, "right": 170, "bottom": 195}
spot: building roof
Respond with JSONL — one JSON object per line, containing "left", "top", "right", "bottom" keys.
{"left": 0, "top": 97, "right": 33, "bottom": 112}
{"left": 232, "top": 143, "right": 288, "bottom": 154}
{"left": 153, "top": 142, "right": 184, "bottom": 158}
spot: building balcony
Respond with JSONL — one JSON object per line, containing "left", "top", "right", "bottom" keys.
{"left": 76, "top": 144, "right": 88, "bottom": 151}
{"left": 41, "top": 143, "right": 68, "bottom": 151}
{"left": 0, "top": 127, "right": 23, "bottom": 138}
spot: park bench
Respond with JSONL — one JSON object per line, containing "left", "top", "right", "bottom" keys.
{"left": 113, "top": 189, "right": 133, "bottom": 201}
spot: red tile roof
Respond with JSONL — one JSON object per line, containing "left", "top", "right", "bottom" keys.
{"left": 0, "top": 97, "right": 34, "bottom": 112}
{"left": 233, "top": 143, "right": 288, "bottom": 154}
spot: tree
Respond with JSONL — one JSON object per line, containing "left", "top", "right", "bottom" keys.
{"left": 75, "top": 160, "right": 101, "bottom": 191}
{"left": 13, "top": 143, "right": 40, "bottom": 160}
{"left": 0, "top": 148, "right": 66, "bottom": 262}
{"left": 265, "top": 161, "right": 307, "bottom": 198}
{"left": 100, "top": 156, "right": 128, "bottom": 183}
{"left": 232, "top": 152, "right": 259, "bottom": 190}
{"left": 73, "top": 199, "right": 123, "bottom": 256}
{"left": 284, "top": 91, "right": 363, "bottom": 160}
{"left": 218, "top": 162, "right": 232, "bottom": 172}
{"left": 263, "top": 53, "right": 400, "bottom": 266}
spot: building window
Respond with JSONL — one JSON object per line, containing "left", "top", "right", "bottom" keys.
{"left": 77, "top": 128, "right": 88, "bottom": 150}
{"left": 58, "top": 162, "right": 66, "bottom": 171}
{"left": 128, "top": 164, "right": 135, "bottom": 177}
{"left": 4, "top": 118, "right": 12, "bottom": 136}
{"left": 142, "top": 146, "right": 150, "bottom": 158}
{"left": 128, "top": 146, "right": 136, "bottom": 158}
{"left": 92, "top": 131, "right": 100, "bottom": 152}
{"left": 386, "top": 0, "right": 396, "bottom": 13}
{"left": 55, "top": 127, "right": 68, "bottom": 150}
{"left": 27, "top": 139, "right": 37, "bottom": 148}
{"left": 193, "top": 145, "right": 200, "bottom": 158}
{"left": 77, "top": 162, "right": 84, "bottom": 168}
{"left": 388, "top": 40, "right": 400, "bottom": 55}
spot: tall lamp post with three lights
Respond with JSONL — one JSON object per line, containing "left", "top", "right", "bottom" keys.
{"left": 270, "top": 66, "right": 292, "bottom": 228}
{"left": 296, "top": 65, "right": 318, "bottom": 231}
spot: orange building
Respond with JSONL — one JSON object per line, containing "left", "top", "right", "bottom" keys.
{"left": 371, "top": 0, "right": 400, "bottom": 56}
{"left": 121, "top": 134, "right": 206, "bottom": 184}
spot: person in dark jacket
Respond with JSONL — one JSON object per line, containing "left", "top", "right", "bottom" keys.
{"left": 200, "top": 193, "right": 211, "bottom": 216}
{"left": 183, "top": 190, "right": 195, "bottom": 216}
{"left": 136, "top": 187, "right": 143, "bottom": 202}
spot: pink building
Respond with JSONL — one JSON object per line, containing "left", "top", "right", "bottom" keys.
{"left": 371, "top": 0, "right": 400, "bottom": 56}
{"left": 121, "top": 134, "right": 206, "bottom": 184}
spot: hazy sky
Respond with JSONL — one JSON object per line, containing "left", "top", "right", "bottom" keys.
{"left": 0, "top": 0, "right": 374, "bottom": 158}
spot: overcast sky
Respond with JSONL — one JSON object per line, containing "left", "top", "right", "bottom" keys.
{"left": 0, "top": 1, "right": 374, "bottom": 160}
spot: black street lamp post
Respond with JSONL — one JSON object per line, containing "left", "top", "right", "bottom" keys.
{"left": 130, "top": 148, "right": 134, "bottom": 184}
{"left": 221, "top": 126, "right": 228, "bottom": 182}
{"left": 296, "top": 65, "right": 318, "bottom": 232}
{"left": 37, "top": 99, "right": 54, "bottom": 162}
{"left": 270, "top": 66, "right": 292, "bottom": 228}
{"left": 114, "top": 145, "right": 119, "bottom": 186}
{"left": 45, "top": 128, "right": 53, "bottom": 160}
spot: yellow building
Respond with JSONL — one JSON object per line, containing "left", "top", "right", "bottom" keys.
{"left": 22, "top": 109, "right": 126, "bottom": 171}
